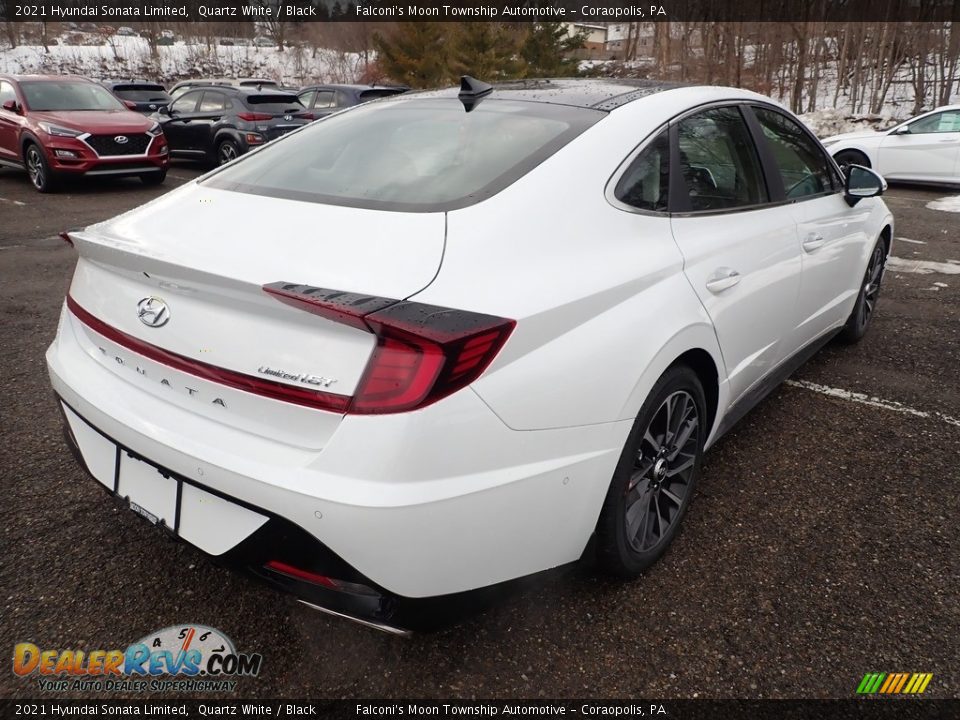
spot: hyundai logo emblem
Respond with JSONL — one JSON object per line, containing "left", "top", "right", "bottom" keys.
{"left": 137, "top": 297, "right": 170, "bottom": 328}
{"left": 283, "top": 114, "right": 292, "bottom": 121}
{"left": 114, "top": 135, "right": 129, "bottom": 144}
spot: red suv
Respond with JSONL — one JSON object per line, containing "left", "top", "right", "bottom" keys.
{"left": 0, "top": 74, "right": 169, "bottom": 192}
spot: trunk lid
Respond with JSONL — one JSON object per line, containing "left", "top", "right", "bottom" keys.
{"left": 66, "top": 184, "right": 446, "bottom": 449}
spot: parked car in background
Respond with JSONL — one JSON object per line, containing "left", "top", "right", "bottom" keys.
{"left": 823, "top": 105, "right": 960, "bottom": 187}
{"left": 154, "top": 85, "right": 308, "bottom": 166}
{"left": 101, "top": 80, "right": 173, "bottom": 114}
{"left": 48, "top": 78, "right": 893, "bottom": 631}
{"left": 253, "top": 36, "right": 274, "bottom": 47}
{"left": 296, "top": 83, "right": 409, "bottom": 119}
{"left": 117, "top": 26, "right": 137, "bottom": 37}
{"left": 0, "top": 74, "right": 168, "bottom": 192}
{"left": 169, "top": 78, "right": 278, "bottom": 100}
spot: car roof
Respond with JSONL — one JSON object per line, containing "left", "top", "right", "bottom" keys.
{"left": 1, "top": 74, "right": 95, "bottom": 83}
{"left": 300, "top": 83, "right": 408, "bottom": 93}
{"left": 102, "top": 80, "right": 166, "bottom": 88}
{"left": 411, "top": 78, "right": 687, "bottom": 111}
{"left": 179, "top": 85, "right": 296, "bottom": 95}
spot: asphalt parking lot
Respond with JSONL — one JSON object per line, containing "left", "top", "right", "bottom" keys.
{"left": 1, "top": 164, "right": 958, "bottom": 700}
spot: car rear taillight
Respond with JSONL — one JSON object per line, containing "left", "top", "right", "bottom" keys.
{"left": 263, "top": 282, "right": 515, "bottom": 414}
{"left": 296, "top": 112, "right": 315, "bottom": 120}
{"left": 237, "top": 112, "right": 272, "bottom": 121}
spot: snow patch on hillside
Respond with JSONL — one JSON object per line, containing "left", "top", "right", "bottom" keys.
{"left": 799, "top": 109, "right": 897, "bottom": 137}
{"left": 0, "top": 36, "right": 367, "bottom": 86}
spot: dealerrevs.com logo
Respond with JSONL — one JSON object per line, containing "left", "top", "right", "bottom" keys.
{"left": 13, "top": 625, "right": 262, "bottom": 693}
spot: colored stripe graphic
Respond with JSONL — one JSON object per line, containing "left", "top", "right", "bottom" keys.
{"left": 857, "top": 672, "right": 933, "bottom": 694}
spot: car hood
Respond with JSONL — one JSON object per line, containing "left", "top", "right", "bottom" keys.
{"left": 822, "top": 129, "right": 884, "bottom": 144}
{"left": 30, "top": 110, "right": 154, "bottom": 134}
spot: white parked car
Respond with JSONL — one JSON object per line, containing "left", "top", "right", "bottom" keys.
{"left": 823, "top": 105, "right": 960, "bottom": 186}
{"left": 47, "top": 79, "right": 893, "bottom": 632}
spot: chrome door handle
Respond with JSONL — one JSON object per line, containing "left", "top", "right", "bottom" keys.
{"left": 803, "top": 233, "right": 826, "bottom": 252}
{"left": 705, "top": 268, "right": 741, "bottom": 293}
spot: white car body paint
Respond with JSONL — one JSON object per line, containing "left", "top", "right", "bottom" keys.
{"left": 47, "top": 83, "right": 894, "bottom": 606}
{"left": 824, "top": 105, "right": 960, "bottom": 186}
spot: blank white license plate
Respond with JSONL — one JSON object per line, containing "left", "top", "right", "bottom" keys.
{"left": 117, "top": 453, "right": 178, "bottom": 528}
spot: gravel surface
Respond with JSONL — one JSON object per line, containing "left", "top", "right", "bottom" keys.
{"left": 0, "top": 167, "right": 957, "bottom": 700}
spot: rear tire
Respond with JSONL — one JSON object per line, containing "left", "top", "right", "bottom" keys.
{"left": 140, "top": 170, "right": 167, "bottom": 186}
{"left": 834, "top": 149, "right": 870, "bottom": 169}
{"left": 597, "top": 365, "right": 707, "bottom": 578}
{"left": 24, "top": 143, "right": 58, "bottom": 193}
{"left": 216, "top": 139, "right": 241, "bottom": 166}
{"left": 839, "top": 236, "right": 887, "bottom": 344}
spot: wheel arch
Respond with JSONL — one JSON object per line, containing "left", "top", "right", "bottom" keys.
{"left": 619, "top": 322, "right": 728, "bottom": 447}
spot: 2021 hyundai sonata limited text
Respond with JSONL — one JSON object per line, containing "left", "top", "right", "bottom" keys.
{"left": 47, "top": 78, "right": 893, "bottom": 632}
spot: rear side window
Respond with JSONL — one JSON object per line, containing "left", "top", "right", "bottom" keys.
{"left": 752, "top": 106, "right": 836, "bottom": 199}
{"left": 199, "top": 91, "right": 226, "bottom": 112}
{"left": 204, "top": 98, "right": 604, "bottom": 212}
{"left": 615, "top": 131, "right": 670, "bottom": 212}
{"left": 314, "top": 91, "right": 335, "bottom": 109}
{"left": 677, "top": 106, "right": 768, "bottom": 212}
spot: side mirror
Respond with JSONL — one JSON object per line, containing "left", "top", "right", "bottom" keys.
{"left": 159, "top": 105, "right": 172, "bottom": 116}
{"left": 844, "top": 165, "right": 886, "bottom": 206}
{"left": 1, "top": 99, "right": 20, "bottom": 114}
{"left": 892, "top": 125, "right": 911, "bottom": 135}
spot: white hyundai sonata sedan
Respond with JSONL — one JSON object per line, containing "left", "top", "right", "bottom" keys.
{"left": 823, "top": 104, "right": 960, "bottom": 187}
{"left": 47, "top": 78, "right": 893, "bottom": 632}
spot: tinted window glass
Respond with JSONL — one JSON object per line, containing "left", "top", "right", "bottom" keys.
{"left": 245, "top": 95, "right": 303, "bottom": 113}
{"left": 0, "top": 81, "right": 15, "bottom": 106}
{"left": 170, "top": 91, "right": 200, "bottom": 114}
{"left": 21, "top": 81, "right": 124, "bottom": 111}
{"left": 314, "top": 91, "right": 335, "bottom": 109}
{"left": 204, "top": 98, "right": 604, "bottom": 212}
{"left": 199, "top": 92, "right": 226, "bottom": 112}
{"left": 615, "top": 131, "right": 669, "bottom": 212}
{"left": 297, "top": 90, "right": 316, "bottom": 108}
{"left": 677, "top": 106, "right": 768, "bottom": 211}
{"left": 908, "top": 110, "right": 960, "bottom": 134}
{"left": 359, "top": 89, "right": 408, "bottom": 103}
{"left": 114, "top": 85, "right": 171, "bottom": 103}
{"left": 753, "top": 106, "right": 835, "bottom": 199}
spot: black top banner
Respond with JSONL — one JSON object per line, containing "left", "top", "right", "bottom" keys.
{"left": 1, "top": 0, "right": 959, "bottom": 23}
{"left": 1, "top": 700, "right": 958, "bottom": 719}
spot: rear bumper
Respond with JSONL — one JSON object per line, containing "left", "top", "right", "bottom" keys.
{"left": 46, "top": 301, "right": 629, "bottom": 604}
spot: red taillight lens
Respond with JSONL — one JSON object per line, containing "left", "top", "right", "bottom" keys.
{"left": 297, "top": 112, "right": 315, "bottom": 120}
{"left": 263, "top": 561, "right": 379, "bottom": 596}
{"left": 263, "top": 282, "right": 515, "bottom": 414}
{"left": 237, "top": 112, "right": 272, "bottom": 121}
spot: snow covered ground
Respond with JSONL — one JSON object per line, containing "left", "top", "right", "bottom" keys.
{"left": 0, "top": 35, "right": 367, "bottom": 86}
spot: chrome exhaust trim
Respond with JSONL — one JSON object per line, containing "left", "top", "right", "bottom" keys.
{"left": 297, "top": 600, "right": 413, "bottom": 637}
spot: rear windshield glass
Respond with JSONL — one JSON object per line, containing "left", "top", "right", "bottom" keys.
{"left": 21, "top": 81, "right": 124, "bottom": 111}
{"left": 359, "top": 88, "right": 407, "bottom": 102}
{"left": 245, "top": 95, "right": 303, "bottom": 112}
{"left": 204, "top": 98, "right": 604, "bottom": 212}
{"left": 114, "top": 86, "right": 171, "bottom": 102}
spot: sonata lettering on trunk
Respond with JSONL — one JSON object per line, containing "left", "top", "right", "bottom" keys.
{"left": 98, "top": 347, "right": 227, "bottom": 408}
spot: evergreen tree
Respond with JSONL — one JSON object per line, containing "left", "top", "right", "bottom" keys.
{"left": 373, "top": 22, "right": 451, "bottom": 89}
{"left": 520, "top": 22, "right": 585, "bottom": 78}
{"left": 450, "top": 23, "right": 522, "bottom": 81}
